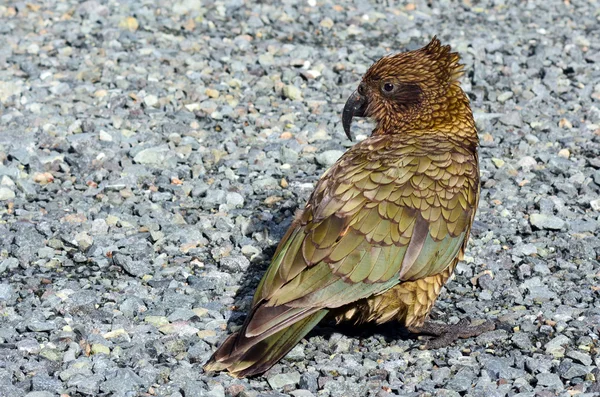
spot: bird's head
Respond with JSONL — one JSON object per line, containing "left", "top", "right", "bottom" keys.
{"left": 342, "top": 37, "right": 472, "bottom": 140}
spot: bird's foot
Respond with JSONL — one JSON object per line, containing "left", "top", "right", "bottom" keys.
{"left": 408, "top": 318, "right": 495, "bottom": 349}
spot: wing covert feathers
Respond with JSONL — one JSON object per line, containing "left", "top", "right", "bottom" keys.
{"left": 205, "top": 133, "right": 479, "bottom": 377}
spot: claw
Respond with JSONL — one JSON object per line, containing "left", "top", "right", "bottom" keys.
{"left": 409, "top": 318, "right": 496, "bottom": 349}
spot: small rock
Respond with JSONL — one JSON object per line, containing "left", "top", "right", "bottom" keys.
{"left": 115, "top": 255, "right": 149, "bottom": 277}
{"left": 491, "top": 158, "right": 505, "bottom": 168}
{"left": 530, "top": 214, "right": 565, "bottom": 230}
{"left": 159, "top": 321, "right": 199, "bottom": 335}
{"left": 17, "top": 339, "right": 41, "bottom": 354}
{"left": 497, "top": 91, "right": 514, "bottom": 103}
{"left": 144, "top": 95, "right": 158, "bottom": 107}
{"left": 220, "top": 255, "right": 250, "bottom": 272}
{"left": 252, "top": 176, "right": 279, "bottom": 191}
{"left": 103, "top": 328, "right": 128, "bottom": 339}
{"left": 119, "top": 16, "right": 139, "bottom": 32}
{"left": 226, "top": 192, "right": 244, "bottom": 208}
{"left": 518, "top": 156, "right": 537, "bottom": 170}
{"left": 557, "top": 148, "right": 570, "bottom": 158}
{"left": 145, "top": 316, "right": 170, "bottom": 327}
{"left": 258, "top": 53, "right": 274, "bottom": 67}
{"left": 545, "top": 335, "right": 570, "bottom": 358}
{"left": 268, "top": 371, "right": 301, "bottom": 389}
{"left": 203, "top": 189, "right": 226, "bottom": 208}
{"left": 90, "top": 219, "right": 109, "bottom": 235}
{"left": 299, "top": 373, "right": 318, "bottom": 393}
{"left": 432, "top": 367, "right": 451, "bottom": 384}
{"left": 197, "top": 330, "right": 216, "bottom": 339}
{"left": 536, "top": 372, "right": 563, "bottom": 389}
{"left": 39, "top": 347, "right": 62, "bottom": 362}
{"left": 562, "top": 363, "right": 588, "bottom": 379}
{"left": 205, "top": 88, "right": 219, "bottom": 98}
{"left": 302, "top": 70, "right": 321, "bottom": 79}
{"left": 476, "top": 329, "right": 509, "bottom": 345}
{"left": 207, "top": 384, "right": 225, "bottom": 397}
{"left": 0, "top": 284, "right": 13, "bottom": 301}
{"left": 0, "top": 187, "right": 15, "bottom": 201}
{"left": 512, "top": 333, "right": 533, "bottom": 350}
{"left": 290, "top": 391, "right": 315, "bottom": 397}
{"left": 283, "top": 85, "right": 302, "bottom": 100}
{"left": 316, "top": 150, "right": 344, "bottom": 167}
{"left": 285, "top": 344, "right": 306, "bottom": 361}
{"left": 27, "top": 320, "right": 56, "bottom": 332}
{"left": 566, "top": 350, "right": 593, "bottom": 366}
{"left": 499, "top": 111, "right": 522, "bottom": 127}
{"left": 100, "top": 368, "right": 144, "bottom": 395}
{"left": 320, "top": 17, "right": 334, "bottom": 29}
{"left": 133, "top": 146, "right": 169, "bottom": 165}
{"left": 1, "top": 176, "right": 14, "bottom": 186}
{"left": 91, "top": 344, "right": 110, "bottom": 355}
{"left": 99, "top": 130, "right": 113, "bottom": 142}
{"left": 513, "top": 243, "right": 538, "bottom": 256}
{"left": 25, "top": 392, "right": 54, "bottom": 397}
{"left": 445, "top": 368, "right": 475, "bottom": 392}
{"left": 74, "top": 231, "right": 93, "bottom": 251}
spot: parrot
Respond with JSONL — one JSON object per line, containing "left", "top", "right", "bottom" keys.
{"left": 203, "top": 37, "right": 493, "bottom": 378}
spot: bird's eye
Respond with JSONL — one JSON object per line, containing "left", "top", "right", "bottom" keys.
{"left": 383, "top": 83, "right": 394, "bottom": 92}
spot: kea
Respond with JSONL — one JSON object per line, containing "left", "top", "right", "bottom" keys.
{"left": 204, "top": 37, "right": 493, "bottom": 378}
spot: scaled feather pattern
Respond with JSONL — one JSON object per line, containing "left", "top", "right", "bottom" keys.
{"left": 204, "top": 37, "right": 479, "bottom": 378}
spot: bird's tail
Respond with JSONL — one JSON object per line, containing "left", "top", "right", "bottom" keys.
{"left": 203, "top": 309, "right": 328, "bottom": 378}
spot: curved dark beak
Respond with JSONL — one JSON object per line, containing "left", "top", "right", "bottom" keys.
{"left": 342, "top": 90, "right": 368, "bottom": 141}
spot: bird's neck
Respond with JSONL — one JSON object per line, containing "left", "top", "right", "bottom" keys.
{"left": 372, "top": 84, "right": 478, "bottom": 147}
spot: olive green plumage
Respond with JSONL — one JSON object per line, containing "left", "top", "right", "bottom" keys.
{"left": 204, "top": 37, "right": 479, "bottom": 378}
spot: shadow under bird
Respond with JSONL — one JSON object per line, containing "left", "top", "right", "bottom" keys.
{"left": 204, "top": 37, "right": 494, "bottom": 378}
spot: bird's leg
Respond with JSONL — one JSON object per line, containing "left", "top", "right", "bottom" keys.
{"left": 408, "top": 318, "right": 495, "bottom": 349}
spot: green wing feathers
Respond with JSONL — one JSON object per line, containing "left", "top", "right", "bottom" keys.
{"left": 203, "top": 309, "right": 328, "bottom": 378}
{"left": 204, "top": 135, "right": 479, "bottom": 376}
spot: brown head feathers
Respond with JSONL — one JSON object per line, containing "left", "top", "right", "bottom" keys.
{"left": 356, "top": 37, "right": 474, "bottom": 139}
{"left": 364, "top": 37, "right": 464, "bottom": 91}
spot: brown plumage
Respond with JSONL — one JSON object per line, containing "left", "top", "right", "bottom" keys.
{"left": 204, "top": 37, "right": 484, "bottom": 378}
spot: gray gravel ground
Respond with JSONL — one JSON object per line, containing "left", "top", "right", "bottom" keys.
{"left": 0, "top": 0, "right": 599, "bottom": 396}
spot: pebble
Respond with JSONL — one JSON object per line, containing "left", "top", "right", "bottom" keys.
{"left": 290, "top": 390, "right": 315, "bottom": 397}
{"left": 259, "top": 53, "right": 274, "bottom": 67}
{"left": 0, "top": 187, "right": 15, "bottom": 200}
{"left": 268, "top": 372, "right": 301, "bottom": 389}
{"left": 497, "top": 91, "right": 514, "bottom": 103}
{"left": 557, "top": 149, "right": 570, "bottom": 159}
{"left": 283, "top": 85, "right": 302, "bottom": 101}
{"left": 545, "top": 335, "right": 570, "bottom": 358}
{"left": 499, "top": 111, "right": 522, "bottom": 127}
{"left": 25, "top": 392, "right": 54, "bottom": 397}
{"left": 316, "top": 150, "right": 344, "bottom": 167}
{"left": 535, "top": 372, "right": 563, "bottom": 389}
{"left": 74, "top": 231, "right": 93, "bottom": 251}
{"left": 226, "top": 192, "right": 245, "bottom": 208}
{"left": 0, "top": 284, "right": 13, "bottom": 301}
{"left": 529, "top": 214, "right": 565, "bottom": 230}
{"left": 518, "top": 156, "right": 537, "bottom": 170}
{"left": 133, "top": 146, "right": 169, "bottom": 165}
{"left": 220, "top": 255, "right": 250, "bottom": 272}
{"left": 144, "top": 95, "right": 159, "bottom": 107}
{"left": 566, "top": 350, "right": 593, "bottom": 366}
{"left": 91, "top": 344, "right": 110, "bottom": 355}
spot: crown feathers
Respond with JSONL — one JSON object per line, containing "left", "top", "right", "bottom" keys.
{"left": 422, "top": 36, "right": 464, "bottom": 82}
{"left": 365, "top": 37, "right": 465, "bottom": 86}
